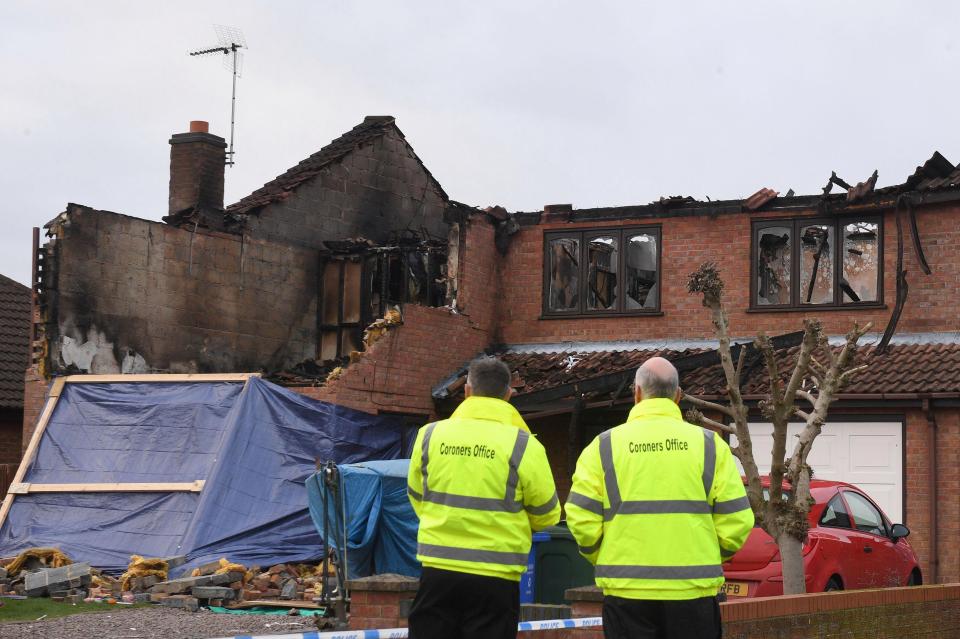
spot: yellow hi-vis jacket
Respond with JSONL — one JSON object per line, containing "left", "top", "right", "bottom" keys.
{"left": 406, "top": 396, "right": 561, "bottom": 581}
{"left": 566, "top": 398, "right": 754, "bottom": 600}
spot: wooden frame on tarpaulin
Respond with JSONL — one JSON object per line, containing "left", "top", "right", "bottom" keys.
{"left": 0, "top": 373, "right": 260, "bottom": 530}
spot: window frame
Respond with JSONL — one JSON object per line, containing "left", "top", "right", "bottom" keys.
{"left": 840, "top": 489, "right": 891, "bottom": 539}
{"left": 750, "top": 215, "right": 884, "bottom": 311}
{"left": 541, "top": 225, "right": 662, "bottom": 318}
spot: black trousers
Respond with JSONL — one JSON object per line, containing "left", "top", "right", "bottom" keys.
{"left": 602, "top": 595, "right": 721, "bottom": 639}
{"left": 408, "top": 567, "right": 520, "bottom": 639}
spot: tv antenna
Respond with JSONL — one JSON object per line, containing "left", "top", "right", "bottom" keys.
{"left": 189, "top": 25, "right": 247, "bottom": 167}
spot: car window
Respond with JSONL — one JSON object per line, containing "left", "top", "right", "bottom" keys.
{"left": 819, "top": 495, "right": 852, "bottom": 529}
{"left": 843, "top": 491, "right": 886, "bottom": 536}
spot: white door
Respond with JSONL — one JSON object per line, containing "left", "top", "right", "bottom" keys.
{"left": 731, "top": 421, "right": 903, "bottom": 523}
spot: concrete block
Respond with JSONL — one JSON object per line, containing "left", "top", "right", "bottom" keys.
{"left": 191, "top": 586, "right": 236, "bottom": 600}
{"left": 24, "top": 563, "right": 92, "bottom": 597}
{"left": 134, "top": 592, "right": 152, "bottom": 603}
{"left": 160, "top": 595, "right": 199, "bottom": 612}
{"left": 151, "top": 571, "right": 244, "bottom": 594}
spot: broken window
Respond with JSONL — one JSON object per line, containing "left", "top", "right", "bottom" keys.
{"left": 756, "top": 224, "right": 792, "bottom": 306}
{"left": 800, "top": 223, "right": 833, "bottom": 304}
{"left": 547, "top": 237, "right": 580, "bottom": 312}
{"left": 319, "top": 259, "right": 364, "bottom": 361}
{"left": 752, "top": 216, "right": 881, "bottom": 309}
{"left": 842, "top": 221, "right": 879, "bottom": 303}
{"left": 319, "top": 239, "right": 446, "bottom": 362}
{"left": 544, "top": 227, "right": 660, "bottom": 316}
{"left": 587, "top": 236, "right": 617, "bottom": 310}
{"left": 625, "top": 232, "right": 658, "bottom": 310}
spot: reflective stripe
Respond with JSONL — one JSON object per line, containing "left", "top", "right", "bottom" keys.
{"left": 418, "top": 543, "right": 528, "bottom": 566}
{"left": 526, "top": 492, "right": 559, "bottom": 516}
{"left": 407, "top": 486, "right": 422, "bottom": 501}
{"left": 505, "top": 430, "right": 530, "bottom": 501}
{"left": 579, "top": 537, "right": 603, "bottom": 554}
{"left": 615, "top": 500, "right": 712, "bottom": 515}
{"left": 566, "top": 491, "right": 603, "bottom": 516}
{"left": 423, "top": 491, "right": 523, "bottom": 513}
{"left": 421, "top": 422, "right": 437, "bottom": 499}
{"left": 417, "top": 423, "right": 532, "bottom": 515}
{"left": 595, "top": 564, "right": 723, "bottom": 580}
{"left": 598, "top": 431, "right": 621, "bottom": 515}
{"left": 713, "top": 495, "right": 750, "bottom": 514}
{"left": 701, "top": 430, "right": 715, "bottom": 499}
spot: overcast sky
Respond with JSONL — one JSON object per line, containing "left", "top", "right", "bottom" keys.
{"left": 2, "top": 1, "right": 958, "bottom": 286}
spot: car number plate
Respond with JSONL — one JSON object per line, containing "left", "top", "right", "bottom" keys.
{"left": 720, "top": 581, "right": 749, "bottom": 597}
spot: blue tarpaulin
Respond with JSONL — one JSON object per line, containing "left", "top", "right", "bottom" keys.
{"left": 306, "top": 459, "right": 420, "bottom": 579}
{"left": 0, "top": 377, "right": 406, "bottom": 575}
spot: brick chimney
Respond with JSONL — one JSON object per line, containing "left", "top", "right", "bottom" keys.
{"left": 167, "top": 121, "right": 226, "bottom": 223}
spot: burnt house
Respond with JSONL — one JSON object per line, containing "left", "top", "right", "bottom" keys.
{"left": 19, "top": 115, "right": 960, "bottom": 586}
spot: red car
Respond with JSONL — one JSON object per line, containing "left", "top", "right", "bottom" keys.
{"left": 721, "top": 479, "right": 921, "bottom": 598}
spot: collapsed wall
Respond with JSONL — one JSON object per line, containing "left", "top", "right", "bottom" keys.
{"left": 40, "top": 204, "right": 318, "bottom": 376}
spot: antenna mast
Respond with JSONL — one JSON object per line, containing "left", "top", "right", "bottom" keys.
{"left": 189, "top": 25, "right": 247, "bottom": 167}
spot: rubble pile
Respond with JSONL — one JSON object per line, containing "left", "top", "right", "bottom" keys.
{"left": 1, "top": 548, "right": 336, "bottom": 614}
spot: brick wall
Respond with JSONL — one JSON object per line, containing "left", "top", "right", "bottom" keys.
{"left": 0, "top": 408, "right": 22, "bottom": 465}
{"left": 20, "top": 366, "right": 47, "bottom": 452}
{"left": 45, "top": 205, "right": 318, "bottom": 376}
{"left": 243, "top": 128, "right": 448, "bottom": 250}
{"left": 498, "top": 203, "right": 960, "bottom": 344}
{"left": 904, "top": 406, "right": 960, "bottom": 584}
{"left": 566, "top": 584, "right": 960, "bottom": 639}
{"left": 295, "top": 213, "right": 500, "bottom": 419}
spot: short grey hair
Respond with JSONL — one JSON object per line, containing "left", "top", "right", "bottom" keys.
{"left": 634, "top": 358, "right": 679, "bottom": 399}
{"left": 467, "top": 356, "right": 512, "bottom": 398}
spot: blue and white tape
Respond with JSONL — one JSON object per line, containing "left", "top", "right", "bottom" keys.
{"left": 209, "top": 616, "right": 604, "bottom": 639}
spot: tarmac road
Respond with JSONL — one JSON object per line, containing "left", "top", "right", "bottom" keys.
{"left": 0, "top": 606, "right": 319, "bottom": 639}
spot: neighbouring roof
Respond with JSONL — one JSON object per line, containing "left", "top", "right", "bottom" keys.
{"left": 435, "top": 339, "right": 960, "bottom": 409}
{"left": 226, "top": 116, "right": 448, "bottom": 217}
{"left": 0, "top": 274, "right": 31, "bottom": 410}
{"left": 684, "top": 342, "right": 960, "bottom": 397}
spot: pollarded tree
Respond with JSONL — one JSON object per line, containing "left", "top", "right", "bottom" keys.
{"left": 683, "top": 262, "right": 870, "bottom": 595}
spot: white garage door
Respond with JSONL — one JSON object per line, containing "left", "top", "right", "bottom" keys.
{"left": 732, "top": 421, "right": 903, "bottom": 523}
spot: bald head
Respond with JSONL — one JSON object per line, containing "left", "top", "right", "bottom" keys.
{"left": 634, "top": 357, "right": 680, "bottom": 403}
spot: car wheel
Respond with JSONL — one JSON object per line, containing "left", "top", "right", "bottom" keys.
{"left": 824, "top": 577, "right": 843, "bottom": 592}
{"left": 907, "top": 570, "right": 922, "bottom": 586}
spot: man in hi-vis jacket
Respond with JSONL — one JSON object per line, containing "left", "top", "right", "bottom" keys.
{"left": 566, "top": 357, "right": 753, "bottom": 639}
{"left": 407, "top": 356, "right": 560, "bottom": 639}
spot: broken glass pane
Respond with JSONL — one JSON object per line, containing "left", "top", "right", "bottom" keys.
{"left": 624, "top": 233, "right": 658, "bottom": 310}
{"left": 756, "top": 226, "right": 791, "bottom": 305}
{"left": 343, "top": 261, "right": 362, "bottom": 323}
{"left": 547, "top": 237, "right": 580, "bottom": 312}
{"left": 587, "top": 236, "right": 618, "bottom": 310}
{"left": 321, "top": 262, "right": 341, "bottom": 325}
{"left": 842, "top": 220, "right": 879, "bottom": 302}
{"left": 320, "top": 330, "right": 339, "bottom": 361}
{"left": 800, "top": 223, "right": 833, "bottom": 304}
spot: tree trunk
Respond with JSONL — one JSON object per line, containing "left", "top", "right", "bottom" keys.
{"left": 777, "top": 533, "right": 807, "bottom": 595}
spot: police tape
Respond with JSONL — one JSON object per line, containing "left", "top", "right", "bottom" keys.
{"left": 207, "top": 616, "right": 604, "bottom": 639}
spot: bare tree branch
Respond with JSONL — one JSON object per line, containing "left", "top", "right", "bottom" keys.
{"left": 781, "top": 320, "right": 822, "bottom": 418}
{"left": 793, "top": 408, "right": 811, "bottom": 421}
{"left": 756, "top": 333, "right": 782, "bottom": 405}
{"left": 735, "top": 345, "right": 747, "bottom": 385}
{"left": 839, "top": 364, "right": 869, "bottom": 384}
{"left": 796, "top": 389, "right": 817, "bottom": 408}
{"left": 682, "top": 393, "right": 735, "bottom": 419}
{"left": 700, "top": 416, "right": 737, "bottom": 435}
{"left": 685, "top": 407, "right": 737, "bottom": 435}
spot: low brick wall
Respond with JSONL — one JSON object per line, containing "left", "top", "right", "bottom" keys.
{"left": 566, "top": 584, "right": 960, "bottom": 638}
{"left": 346, "top": 574, "right": 419, "bottom": 631}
